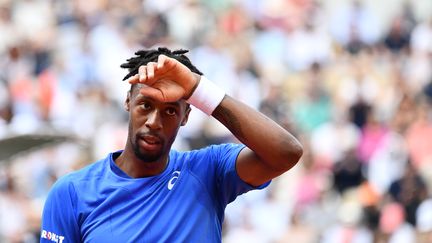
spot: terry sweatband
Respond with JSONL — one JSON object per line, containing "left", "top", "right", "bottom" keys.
{"left": 186, "top": 76, "right": 225, "bottom": 115}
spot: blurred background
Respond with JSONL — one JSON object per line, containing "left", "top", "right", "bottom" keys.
{"left": 0, "top": 0, "right": 431, "bottom": 242}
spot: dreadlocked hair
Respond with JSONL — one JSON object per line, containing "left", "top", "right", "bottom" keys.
{"left": 120, "top": 47, "right": 203, "bottom": 81}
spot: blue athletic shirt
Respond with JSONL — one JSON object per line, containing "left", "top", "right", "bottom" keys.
{"left": 40, "top": 143, "right": 270, "bottom": 243}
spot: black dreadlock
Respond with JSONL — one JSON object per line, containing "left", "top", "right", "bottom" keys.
{"left": 120, "top": 47, "right": 203, "bottom": 81}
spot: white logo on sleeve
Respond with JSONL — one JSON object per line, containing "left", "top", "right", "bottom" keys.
{"left": 41, "top": 230, "right": 65, "bottom": 243}
{"left": 167, "top": 171, "right": 180, "bottom": 190}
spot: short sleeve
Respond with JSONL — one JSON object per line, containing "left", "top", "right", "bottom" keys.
{"left": 40, "top": 176, "right": 81, "bottom": 243}
{"left": 212, "top": 143, "right": 270, "bottom": 206}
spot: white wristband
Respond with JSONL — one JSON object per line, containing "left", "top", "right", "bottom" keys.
{"left": 186, "top": 76, "right": 225, "bottom": 115}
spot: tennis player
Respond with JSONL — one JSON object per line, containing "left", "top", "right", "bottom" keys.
{"left": 40, "top": 47, "right": 303, "bottom": 242}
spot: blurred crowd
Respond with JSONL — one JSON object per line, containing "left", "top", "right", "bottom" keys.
{"left": 0, "top": 0, "right": 431, "bottom": 242}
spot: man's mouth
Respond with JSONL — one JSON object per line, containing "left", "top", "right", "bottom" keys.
{"left": 138, "top": 134, "right": 162, "bottom": 151}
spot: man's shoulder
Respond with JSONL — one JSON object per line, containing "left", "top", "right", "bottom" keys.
{"left": 170, "top": 143, "right": 245, "bottom": 167}
{"left": 174, "top": 143, "right": 244, "bottom": 155}
{"left": 194, "top": 143, "right": 245, "bottom": 158}
{"left": 50, "top": 155, "right": 109, "bottom": 191}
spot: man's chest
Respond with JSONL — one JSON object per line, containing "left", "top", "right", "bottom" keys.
{"left": 77, "top": 171, "right": 217, "bottom": 242}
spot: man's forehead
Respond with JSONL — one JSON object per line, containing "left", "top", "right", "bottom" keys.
{"left": 130, "top": 85, "right": 187, "bottom": 107}
{"left": 130, "top": 83, "right": 146, "bottom": 95}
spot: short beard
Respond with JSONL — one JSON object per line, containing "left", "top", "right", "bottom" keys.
{"left": 131, "top": 136, "right": 164, "bottom": 163}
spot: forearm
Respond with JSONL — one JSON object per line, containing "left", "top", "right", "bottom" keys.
{"left": 212, "top": 95, "right": 303, "bottom": 172}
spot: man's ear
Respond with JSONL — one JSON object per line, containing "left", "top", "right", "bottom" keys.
{"left": 181, "top": 106, "right": 191, "bottom": 126}
{"left": 124, "top": 91, "right": 131, "bottom": 112}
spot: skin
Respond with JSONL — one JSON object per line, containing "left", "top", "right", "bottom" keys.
{"left": 118, "top": 54, "right": 303, "bottom": 186}
{"left": 115, "top": 85, "right": 191, "bottom": 178}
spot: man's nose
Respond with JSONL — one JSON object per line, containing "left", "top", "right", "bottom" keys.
{"left": 145, "top": 110, "right": 163, "bottom": 130}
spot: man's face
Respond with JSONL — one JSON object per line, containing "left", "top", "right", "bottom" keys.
{"left": 125, "top": 85, "right": 190, "bottom": 162}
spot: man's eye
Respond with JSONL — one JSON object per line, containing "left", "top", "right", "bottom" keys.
{"left": 166, "top": 108, "right": 177, "bottom": 116}
{"left": 142, "top": 102, "right": 151, "bottom": 110}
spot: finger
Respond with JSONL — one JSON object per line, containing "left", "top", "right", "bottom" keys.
{"left": 157, "top": 55, "right": 167, "bottom": 69}
{"left": 127, "top": 74, "right": 139, "bottom": 84}
{"left": 138, "top": 66, "right": 147, "bottom": 82}
{"left": 139, "top": 86, "right": 165, "bottom": 102}
{"left": 146, "top": 62, "right": 157, "bottom": 80}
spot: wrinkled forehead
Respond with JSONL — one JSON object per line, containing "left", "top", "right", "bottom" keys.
{"left": 129, "top": 83, "right": 189, "bottom": 108}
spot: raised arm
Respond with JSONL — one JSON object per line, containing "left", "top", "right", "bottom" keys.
{"left": 212, "top": 95, "right": 303, "bottom": 186}
{"left": 127, "top": 54, "right": 303, "bottom": 186}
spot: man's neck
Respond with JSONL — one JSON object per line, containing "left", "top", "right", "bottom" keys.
{"left": 115, "top": 149, "right": 169, "bottom": 178}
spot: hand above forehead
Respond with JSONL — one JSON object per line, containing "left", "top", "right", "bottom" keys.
{"left": 126, "top": 55, "right": 200, "bottom": 103}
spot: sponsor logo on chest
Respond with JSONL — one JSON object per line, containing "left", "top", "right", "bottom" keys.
{"left": 168, "top": 171, "right": 181, "bottom": 190}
